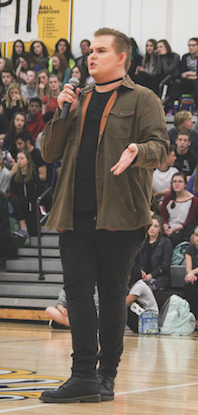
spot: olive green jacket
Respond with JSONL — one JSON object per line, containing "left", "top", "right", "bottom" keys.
{"left": 41, "top": 75, "right": 169, "bottom": 231}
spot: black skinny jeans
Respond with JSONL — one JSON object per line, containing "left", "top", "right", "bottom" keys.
{"left": 59, "top": 212, "right": 144, "bottom": 379}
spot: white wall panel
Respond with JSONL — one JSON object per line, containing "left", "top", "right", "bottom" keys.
{"left": 72, "top": 0, "right": 198, "bottom": 60}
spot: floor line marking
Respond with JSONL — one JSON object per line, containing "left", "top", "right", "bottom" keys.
{"left": 1, "top": 381, "right": 198, "bottom": 413}
{"left": 115, "top": 381, "right": 198, "bottom": 396}
{"left": 0, "top": 403, "right": 49, "bottom": 413}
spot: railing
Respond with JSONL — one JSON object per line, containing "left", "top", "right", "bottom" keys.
{"left": 36, "top": 187, "right": 53, "bottom": 281}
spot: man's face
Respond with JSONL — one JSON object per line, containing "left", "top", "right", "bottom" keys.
{"left": 1, "top": 72, "right": 13, "bottom": 86}
{"left": 176, "top": 134, "right": 190, "bottom": 153}
{"left": 88, "top": 35, "right": 125, "bottom": 82}
{"left": 167, "top": 150, "right": 176, "bottom": 166}
{"left": 29, "top": 102, "right": 41, "bottom": 117}
{"left": 15, "top": 138, "right": 26, "bottom": 151}
{"left": 80, "top": 41, "right": 90, "bottom": 55}
{"left": 188, "top": 40, "right": 198, "bottom": 56}
{"left": 182, "top": 115, "right": 193, "bottom": 130}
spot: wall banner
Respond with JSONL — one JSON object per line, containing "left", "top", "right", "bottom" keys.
{"left": 0, "top": 0, "right": 72, "bottom": 57}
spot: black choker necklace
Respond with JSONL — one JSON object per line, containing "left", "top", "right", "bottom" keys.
{"left": 96, "top": 77, "right": 123, "bottom": 86}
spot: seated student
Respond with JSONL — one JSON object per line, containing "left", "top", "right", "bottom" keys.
{"left": 15, "top": 130, "right": 47, "bottom": 182}
{"left": 161, "top": 172, "right": 198, "bottom": 247}
{"left": 42, "top": 74, "right": 61, "bottom": 114}
{"left": 45, "top": 287, "right": 70, "bottom": 329}
{"left": 26, "top": 97, "right": 45, "bottom": 141}
{"left": 0, "top": 82, "right": 28, "bottom": 124}
{"left": 9, "top": 150, "right": 43, "bottom": 237}
{"left": 0, "top": 149, "right": 11, "bottom": 193}
{"left": 168, "top": 111, "right": 198, "bottom": 155}
{"left": 126, "top": 262, "right": 159, "bottom": 333}
{"left": 16, "top": 51, "right": 43, "bottom": 84}
{"left": 181, "top": 38, "right": 198, "bottom": 109}
{"left": 174, "top": 130, "right": 197, "bottom": 180}
{"left": 21, "top": 70, "right": 37, "bottom": 102}
{"left": 137, "top": 214, "right": 173, "bottom": 290}
{"left": 184, "top": 226, "right": 198, "bottom": 323}
{"left": 30, "top": 41, "right": 49, "bottom": 68}
{"left": 153, "top": 144, "right": 178, "bottom": 208}
{"left": 0, "top": 68, "right": 14, "bottom": 99}
{"left": 76, "top": 39, "right": 91, "bottom": 79}
{"left": 135, "top": 39, "right": 161, "bottom": 94}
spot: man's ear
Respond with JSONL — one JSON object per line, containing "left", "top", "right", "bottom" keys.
{"left": 117, "top": 51, "right": 127, "bottom": 67}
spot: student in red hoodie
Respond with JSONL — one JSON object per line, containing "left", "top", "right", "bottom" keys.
{"left": 26, "top": 97, "right": 45, "bottom": 142}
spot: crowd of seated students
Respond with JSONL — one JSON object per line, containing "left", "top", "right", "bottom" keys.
{"left": 0, "top": 36, "right": 94, "bottom": 244}
{"left": 131, "top": 36, "right": 198, "bottom": 113}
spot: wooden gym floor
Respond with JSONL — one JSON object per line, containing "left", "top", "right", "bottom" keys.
{"left": 0, "top": 321, "right": 198, "bottom": 414}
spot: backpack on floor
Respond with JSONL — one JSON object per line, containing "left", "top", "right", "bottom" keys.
{"left": 180, "top": 94, "right": 196, "bottom": 113}
{"left": 171, "top": 241, "right": 190, "bottom": 265}
{"left": 159, "top": 294, "right": 196, "bottom": 335}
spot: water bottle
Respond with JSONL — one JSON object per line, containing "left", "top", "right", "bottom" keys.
{"left": 173, "top": 100, "right": 179, "bottom": 115}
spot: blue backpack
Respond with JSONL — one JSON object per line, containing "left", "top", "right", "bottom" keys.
{"left": 171, "top": 241, "right": 190, "bottom": 265}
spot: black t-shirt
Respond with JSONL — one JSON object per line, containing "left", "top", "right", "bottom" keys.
{"left": 74, "top": 88, "right": 115, "bottom": 212}
{"left": 30, "top": 147, "right": 46, "bottom": 174}
{"left": 145, "top": 242, "right": 157, "bottom": 274}
{"left": 186, "top": 244, "right": 198, "bottom": 270}
{"left": 175, "top": 149, "right": 197, "bottom": 176}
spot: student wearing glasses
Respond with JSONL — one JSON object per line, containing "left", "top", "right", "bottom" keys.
{"left": 181, "top": 37, "right": 198, "bottom": 108}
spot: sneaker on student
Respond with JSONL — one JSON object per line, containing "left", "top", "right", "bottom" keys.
{"left": 14, "top": 229, "right": 28, "bottom": 238}
{"left": 49, "top": 319, "right": 69, "bottom": 330}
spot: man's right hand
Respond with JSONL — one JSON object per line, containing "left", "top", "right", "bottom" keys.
{"left": 57, "top": 83, "right": 80, "bottom": 112}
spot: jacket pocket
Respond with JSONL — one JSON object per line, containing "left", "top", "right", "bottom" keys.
{"left": 107, "top": 108, "right": 134, "bottom": 140}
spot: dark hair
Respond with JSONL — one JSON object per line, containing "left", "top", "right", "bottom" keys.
{"left": 176, "top": 129, "right": 190, "bottom": 141}
{"left": 170, "top": 171, "right": 187, "bottom": 207}
{"left": 169, "top": 144, "right": 175, "bottom": 154}
{"left": 71, "top": 65, "right": 86, "bottom": 88}
{"left": 80, "top": 39, "right": 91, "bottom": 47}
{"left": 188, "top": 37, "right": 198, "bottom": 46}
{"left": 1, "top": 67, "right": 14, "bottom": 77}
{"left": 15, "top": 129, "right": 33, "bottom": 143}
{"left": 11, "top": 39, "right": 25, "bottom": 70}
{"left": 157, "top": 39, "right": 172, "bottom": 54}
{"left": 55, "top": 38, "right": 75, "bottom": 63}
{"left": 29, "top": 97, "right": 42, "bottom": 107}
{"left": 6, "top": 111, "right": 27, "bottom": 147}
{"left": 143, "top": 39, "right": 158, "bottom": 69}
{"left": 19, "top": 51, "right": 41, "bottom": 69}
{"left": 30, "top": 40, "right": 49, "bottom": 58}
{"left": 52, "top": 52, "right": 70, "bottom": 81}
{"left": 42, "top": 111, "right": 54, "bottom": 124}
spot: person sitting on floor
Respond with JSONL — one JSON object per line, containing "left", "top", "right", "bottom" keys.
{"left": 126, "top": 262, "right": 159, "bottom": 333}
{"left": 45, "top": 287, "right": 70, "bottom": 329}
{"left": 137, "top": 214, "right": 173, "bottom": 291}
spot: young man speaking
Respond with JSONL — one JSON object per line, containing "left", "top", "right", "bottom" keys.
{"left": 40, "top": 28, "right": 168, "bottom": 404}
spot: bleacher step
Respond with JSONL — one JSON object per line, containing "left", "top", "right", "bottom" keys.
{"left": 6, "top": 258, "right": 63, "bottom": 273}
{"left": 0, "top": 282, "right": 61, "bottom": 298}
{"left": 0, "top": 273, "right": 63, "bottom": 282}
{"left": 18, "top": 248, "right": 60, "bottom": 257}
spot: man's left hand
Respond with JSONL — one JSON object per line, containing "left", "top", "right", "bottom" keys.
{"left": 110, "top": 143, "right": 138, "bottom": 175}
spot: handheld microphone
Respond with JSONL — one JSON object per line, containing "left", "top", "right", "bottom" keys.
{"left": 60, "top": 77, "right": 80, "bottom": 121}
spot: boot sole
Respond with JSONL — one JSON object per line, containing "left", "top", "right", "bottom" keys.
{"left": 39, "top": 393, "right": 101, "bottom": 403}
{"left": 101, "top": 395, "right": 114, "bottom": 401}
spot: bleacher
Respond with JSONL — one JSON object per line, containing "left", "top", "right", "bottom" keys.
{"left": 0, "top": 227, "right": 63, "bottom": 323}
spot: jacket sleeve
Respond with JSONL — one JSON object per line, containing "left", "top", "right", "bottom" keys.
{"left": 131, "top": 88, "right": 169, "bottom": 169}
{"left": 151, "top": 238, "right": 173, "bottom": 279}
{"left": 41, "top": 108, "right": 75, "bottom": 163}
{"left": 161, "top": 194, "right": 171, "bottom": 225}
{"left": 161, "top": 53, "right": 180, "bottom": 76}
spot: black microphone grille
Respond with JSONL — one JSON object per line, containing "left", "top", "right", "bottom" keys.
{"left": 69, "top": 77, "right": 80, "bottom": 88}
